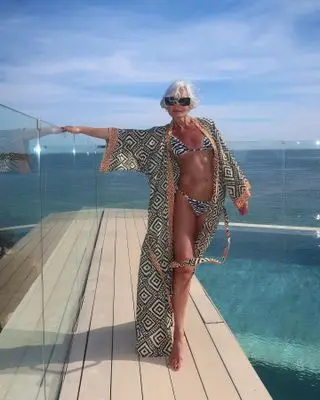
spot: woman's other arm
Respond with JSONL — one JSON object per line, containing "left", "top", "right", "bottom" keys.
{"left": 213, "top": 125, "right": 251, "bottom": 215}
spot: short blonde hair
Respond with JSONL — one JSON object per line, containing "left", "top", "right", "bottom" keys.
{"left": 160, "top": 80, "right": 199, "bottom": 109}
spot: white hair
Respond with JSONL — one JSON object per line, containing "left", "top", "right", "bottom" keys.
{"left": 160, "top": 80, "right": 200, "bottom": 109}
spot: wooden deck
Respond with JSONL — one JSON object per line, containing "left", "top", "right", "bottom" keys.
{"left": 0, "top": 212, "right": 75, "bottom": 329}
{"left": 58, "top": 209, "right": 272, "bottom": 400}
{"left": 0, "top": 209, "right": 102, "bottom": 400}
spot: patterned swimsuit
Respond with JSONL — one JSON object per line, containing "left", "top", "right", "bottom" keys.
{"left": 171, "top": 135, "right": 212, "bottom": 216}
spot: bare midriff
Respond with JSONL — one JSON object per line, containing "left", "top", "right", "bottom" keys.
{"left": 173, "top": 126, "right": 215, "bottom": 201}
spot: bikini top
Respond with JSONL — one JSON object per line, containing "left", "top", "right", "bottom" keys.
{"left": 171, "top": 135, "right": 212, "bottom": 157}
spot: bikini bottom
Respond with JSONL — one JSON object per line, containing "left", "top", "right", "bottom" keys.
{"left": 176, "top": 188, "right": 211, "bottom": 216}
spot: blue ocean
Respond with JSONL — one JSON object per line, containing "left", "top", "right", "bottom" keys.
{"left": 0, "top": 148, "right": 319, "bottom": 399}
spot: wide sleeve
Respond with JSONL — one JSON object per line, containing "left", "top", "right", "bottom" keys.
{"left": 99, "top": 126, "right": 163, "bottom": 177}
{"left": 212, "top": 122, "right": 251, "bottom": 212}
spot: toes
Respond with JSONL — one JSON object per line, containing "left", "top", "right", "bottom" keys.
{"left": 169, "top": 357, "right": 177, "bottom": 371}
{"left": 169, "top": 357, "right": 181, "bottom": 371}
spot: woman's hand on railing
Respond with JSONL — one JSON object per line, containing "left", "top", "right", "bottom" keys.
{"left": 60, "top": 126, "right": 114, "bottom": 139}
{"left": 60, "top": 126, "right": 81, "bottom": 134}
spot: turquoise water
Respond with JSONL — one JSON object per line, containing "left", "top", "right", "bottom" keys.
{"left": 0, "top": 149, "right": 319, "bottom": 398}
{"left": 197, "top": 228, "right": 320, "bottom": 399}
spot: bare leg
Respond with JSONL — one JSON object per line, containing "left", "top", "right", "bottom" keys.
{"left": 170, "top": 268, "right": 194, "bottom": 371}
{"left": 169, "top": 191, "right": 204, "bottom": 371}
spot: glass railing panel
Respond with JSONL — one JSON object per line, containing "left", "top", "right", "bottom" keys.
{"left": 38, "top": 129, "right": 101, "bottom": 400}
{"left": 0, "top": 105, "right": 45, "bottom": 400}
{"left": 281, "top": 142, "right": 320, "bottom": 227}
{"left": 197, "top": 139, "right": 320, "bottom": 400}
{"left": 226, "top": 140, "right": 320, "bottom": 227}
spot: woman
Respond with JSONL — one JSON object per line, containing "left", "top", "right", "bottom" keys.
{"left": 61, "top": 80, "right": 251, "bottom": 371}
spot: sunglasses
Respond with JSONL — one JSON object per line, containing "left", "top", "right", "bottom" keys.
{"left": 164, "top": 97, "right": 191, "bottom": 106}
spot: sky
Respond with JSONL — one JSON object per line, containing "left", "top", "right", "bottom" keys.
{"left": 0, "top": 0, "right": 320, "bottom": 143}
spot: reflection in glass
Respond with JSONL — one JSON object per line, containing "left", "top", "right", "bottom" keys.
{"left": 0, "top": 107, "right": 101, "bottom": 399}
{"left": 0, "top": 105, "right": 45, "bottom": 399}
{"left": 38, "top": 123, "right": 101, "bottom": 399}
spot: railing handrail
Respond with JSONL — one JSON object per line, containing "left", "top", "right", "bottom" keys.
{"left": 1, "top": 221, "right": 318, "bottom": 233}
{"left": 0, "top": 103, "right": 58, "bottom": 128}
{"left": 219, "top": 222, "right": 319, "bottom": 232}
{"left": 0, "top": 103, "right": 39, "bottom": 121}
{"left": 1, "top": 103, "right": 319, "bottom": 145}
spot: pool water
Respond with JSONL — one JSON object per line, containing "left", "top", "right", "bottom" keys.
{"left": 197, "top": 228, "right": 320, "bottom": 399}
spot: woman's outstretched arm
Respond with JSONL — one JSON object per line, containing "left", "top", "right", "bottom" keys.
{"left": 61, "top": 125, "right": 163, "bottom": 176}
{"left": 61, "top": 125, "right": 114, "bottom": 140}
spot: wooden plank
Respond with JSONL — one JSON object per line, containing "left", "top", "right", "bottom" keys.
{"left": 142, "top": 215, "right": 148, "bottom": 227}
{"left": 8, "top": 211, "right": 101, "bottom": 400}
{"left": 58, "top": 211, "right": 109, "bottom": 400}
{"left": 207, "top": 324, "right": 272, "bottom": 400}
{"left": 185, "top": 298, "right": 241, "bottom": 400}
{"left": 0, "top": 211, "right": 78, "bottom": 279}
{"left": 0, "top": 214, "right": 73, "bottom": 287}
{"left": 77, "top": 214, "right": 116, "bottom": 399}
{"left": 4, "top": 217, "right": 94, "bottom": 400}
{"left": 131, "top": 209, "right": 147, "bottom": 220}
{"left": 39, "top": 212, "right": 102, "bottom": 400}
{"left": 41, "top": 217, "right": 97, "bottom": 335}
{"left": 0, "top": 217, "right": 74, "bottom": 323}
{"left": 108, "top": 208, "right": 127, "bottom": 218}
{"left": 0, "top": 214, "right": 54, "bottom": 273}
{"left": 190, "top": 277, "right": 223, "bottom": 324}
{"left": 124, "top": 210, "right": 140, "bottom": 310}
{"left": 139, "top": 357, "right": 175, "bottom": 400}
{"left": 168, "top": 338, "right": 207, "bottom": 400}
{"left": 111, "top": 216, "right": 142, "bottom": 400}
{"left": 0, "top": 214, "right": 91, "bottom": 400}
{"left": 0, "top": 218, "right": 55, "bottom": 292}
{"left": 130, "top": 214, "right": 175, "bottom": 400}
{"left": 0, "top": 216, "right": 79, "bottom": 337}
{"left": 0, "top": 218, "right": 78, "bottom": 358}
{"left": 0, "top": 214, "right": 75, "bottom": 398}
{"left": 132, "top": 215, "right": 147, "bottom": 248}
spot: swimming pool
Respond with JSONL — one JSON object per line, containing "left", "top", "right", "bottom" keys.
{"left": 197, "top": 227, "right": 320, "bottom": 400}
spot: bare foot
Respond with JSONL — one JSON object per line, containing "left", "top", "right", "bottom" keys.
{"left": 169, "top": 335, "right": 184, "bottom": 371}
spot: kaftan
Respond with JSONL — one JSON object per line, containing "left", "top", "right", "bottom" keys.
{"left": 99, "top": 117, "right": 251, "bottom": 357}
